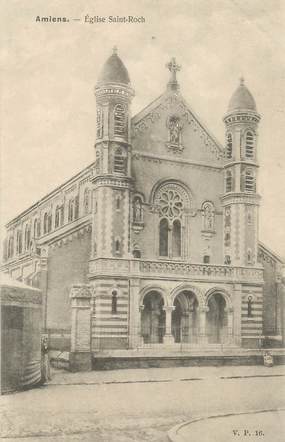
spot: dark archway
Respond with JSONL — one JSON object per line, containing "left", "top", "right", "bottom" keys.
{"left": 206, "top": 293, "right": 228, "bottom": 343}
{"left": 171, "top": 291, "right": 198, "bottom": 343}
{"left": 141, "top": 292, "right": 165, "bottom": 344}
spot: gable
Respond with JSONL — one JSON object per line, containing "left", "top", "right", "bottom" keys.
{"left": 132, "top": 92, "right": 225, "bottom": 165}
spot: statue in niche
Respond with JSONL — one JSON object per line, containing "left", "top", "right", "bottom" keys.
{"left": 168, "top": 116, "right": 182, "bottom": 145}
{"left": 133, "top": 197, "right": 143, "bottom": 223}
{"left": 203, "top": 203, "right": 215, "bottom": 230}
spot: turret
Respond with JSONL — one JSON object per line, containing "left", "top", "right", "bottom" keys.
{"left": 92, "top": 48, "right": 134, "bottom": 259}
{"left": 221, "top": 78, "right": 261, "bottom": 267}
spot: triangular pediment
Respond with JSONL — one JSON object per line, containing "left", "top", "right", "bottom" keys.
{"left": 131, "top": 91, "right": 225, "bottom": 163}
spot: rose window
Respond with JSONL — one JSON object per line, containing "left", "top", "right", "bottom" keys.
{"left": 159, "top": 189, "right": 183, "bottom": 219}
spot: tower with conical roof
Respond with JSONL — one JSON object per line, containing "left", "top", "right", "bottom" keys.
{"left": 222, "top": 78, "right": 261, "bottom": 267}
{"left": 92, "top": 48, "right": 135, "bottom": 260}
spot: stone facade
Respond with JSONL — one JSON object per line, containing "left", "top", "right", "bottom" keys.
{"left": 2, "top": 50, "right": 284, "bottom": 367}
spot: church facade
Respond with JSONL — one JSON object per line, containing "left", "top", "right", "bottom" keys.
{"left": 2, "top": 49, "right": 284, "bottom": 367}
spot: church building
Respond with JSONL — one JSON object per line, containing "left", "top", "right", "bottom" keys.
{"left": 2, "top": 49, "right": 284, "bottom": 370}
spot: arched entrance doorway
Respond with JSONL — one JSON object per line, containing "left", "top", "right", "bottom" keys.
{"left": 206, "top": 293, "right": 228, "bottom": 344}
{"left": 171, "top": 291, "right": 199, "bottom": 343}
{"left": 141, "top": 291, "right": 165, "bottom": 344}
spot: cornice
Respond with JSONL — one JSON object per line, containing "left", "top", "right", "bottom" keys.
{"left": 220, "top": 193, "right": 261, "bottom": 205}
{"left": 1, "top": 253, "right": 36, "bottom": 271}
{"left": 132, "top": 151, "right": 223, "bottom": 171}
{"left": 37, "top": 215, "right": 92, "bottom": 246}
{"left": 92, "top": 175, "right": 134, "bottom": 189}
{"left": 6, "top": 163, "right": 95, "bottom": 229}
{"left": 224, "top": 161, "right": 259, "bottom": 168}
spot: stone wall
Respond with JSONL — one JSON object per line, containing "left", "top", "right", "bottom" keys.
{"left": 46, "top": 230, "right": 91, "bottom": 348}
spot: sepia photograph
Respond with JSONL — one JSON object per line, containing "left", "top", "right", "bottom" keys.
{"left": 1, "top": 1, "right": 285, "bottom": 441}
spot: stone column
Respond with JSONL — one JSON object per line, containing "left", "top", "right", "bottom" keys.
{"left": 198, "top": 306, "right": 209, "bottom": 346}
{"left": 69, "top": 284, "right": 92, "bottom": 372}
{"left": 225, "top": 307, "right": 234, "bottom": 344}
{"left": 128, "top": 278, "right": 141, "bottom": 349}
{"left": 233, "top": 284, "right": 242, "bottom": 346}
{"left": 163, "top": 306, "right": 175, "bottom": 344}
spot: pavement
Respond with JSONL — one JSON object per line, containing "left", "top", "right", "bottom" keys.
{"left": 168, "top": 408, "right": 285, "bottom": 442}
{"left": 49, "top": 364, "right": 285, "bottom": 385}
{"left": 0, "top": 365, "right": 284, "bottom": 441}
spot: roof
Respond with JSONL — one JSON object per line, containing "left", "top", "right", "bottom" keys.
{"left": 0, "top": 272, "right": 41, "bottom": 291}
{"left": 258, "top": 241, "right": 285, "bottom": 265}
{"left": 97, "top": 52, "right": 130, "bottom": 86}
{"left": 228, "top": 78, "right": 257, "bottom": 112}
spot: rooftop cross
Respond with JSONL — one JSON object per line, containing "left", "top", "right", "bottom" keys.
{"left": 112, "top": 46, "right": 118, "bottom": 55}
{"left": 166, "top": 57, "right": 181, "bottom": 83}
{"left": 166, "top": 57, "right": 181, "bottom": 91}
{"left": 240, "top": 76, "right": 245, "bottom": 86}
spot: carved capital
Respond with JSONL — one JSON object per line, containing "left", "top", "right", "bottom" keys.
{"left": 163, "top": 305, "right": 176, "bottom": 312}
{"left": 70, "top": 284, "right": 92, "bottom": 299}
{"left": 198, "top": 306, "right": 209, "bottom": 313}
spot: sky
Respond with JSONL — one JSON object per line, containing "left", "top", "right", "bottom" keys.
{"left": 1, "top": 0, "right": 285, "bottom": 258}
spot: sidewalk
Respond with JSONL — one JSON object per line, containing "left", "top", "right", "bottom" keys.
{"left": 168, "top": 408, "right": 285, "bottom": 442}
{"left": 49, "top": 364, "right": 285, "bottom": 386}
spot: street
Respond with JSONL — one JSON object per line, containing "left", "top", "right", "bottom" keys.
{"left": 0, "top": 366, "right": 285, "bottom": 441}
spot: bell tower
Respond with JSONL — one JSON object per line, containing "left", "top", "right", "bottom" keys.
{"left": 92, "top": 47, "right": 135, "bottom": 259}
{"left": 222, "top": 78, "right": 261, "bottom": 267}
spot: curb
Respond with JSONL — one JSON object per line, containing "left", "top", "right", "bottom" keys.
{"left": 167, "top": 407, "right": 285, "bottom": 442}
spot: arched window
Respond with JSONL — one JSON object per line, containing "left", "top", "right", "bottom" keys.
{"left": 159, "top": 219, "right": 169, "bottom": 257}
{"left": 226, "top": 133, "right": 233, "bottom": 159}
{"left": 43, "top": 213, "right": 48, "bottom": 234}
{"left": 55, "top": 206, "right": 60, "bottom": 228}
{"left": 114, "top": 148, "right": 126, "bottom": 174}
{"left": 225, "top": 232, "right": 231, "bottom": 247}
{"left": 155, "top": 183, "right": 189, "bottom": 259}
{"left": 244, "top": 169, "right": 255, "bottom": 193}
{"left": 203, "top": 255, "right": 210, "bottom": 263}
{"left": 16, "top": 231, "right": 22, "bottom": 254}
{"left": 75, "top": 195, "right": 79, "bottom": 219}
{"left": 8, "top": 236, "right": 14, "bottom": 258}
{"left": 96, "top": 107, "right": 103, "bottom": 139}
{"left": 95, "top": 150, "right": 101, "bottom": 174}
{"left": 115, "top": 238, "right": 121, "bottom": 254}
{"left": 111, "top": 290, "right": 118, "bottom": 314}
{"left": 84, "top": 188, "right": 91, "bottom": 214}
{"left": 60, "top": 205, "right": 64, "bottom": 226}
{"left": 92, "top": 297, "right": 96, "bottom": 315}
{"left": 133, "top": 249, "right": 141, "bottom": 258}
{"left": 34, "top": 219, "right": 39, "bottom": 238}
{"left": 247, "top": 296, "right": 253, "bottom": 317}
{"left": 114, "top": 104, "right": 126, "bottom": 136}
{"left": 225, "top": 170, "right": 233, "bottom": 193}
{"left": 25, "top": 225, "right": 31, "bottom": 250}
{"left": 172, "top": 220, "right": 181, "bottom": 257}
{"left": 246, "top": 206, "right": 253, "bottom": 225}
{"left": 68, "top": 199, "right": 74, "bottom": 222}
{"left": 48, "top": 214, "right": 52, "bottom": 233}
{"left": 245, "top": 131, "right": 255, "bottom": 159}
{"left": 116, "top": 195, "right": 121, "bottom": 211}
